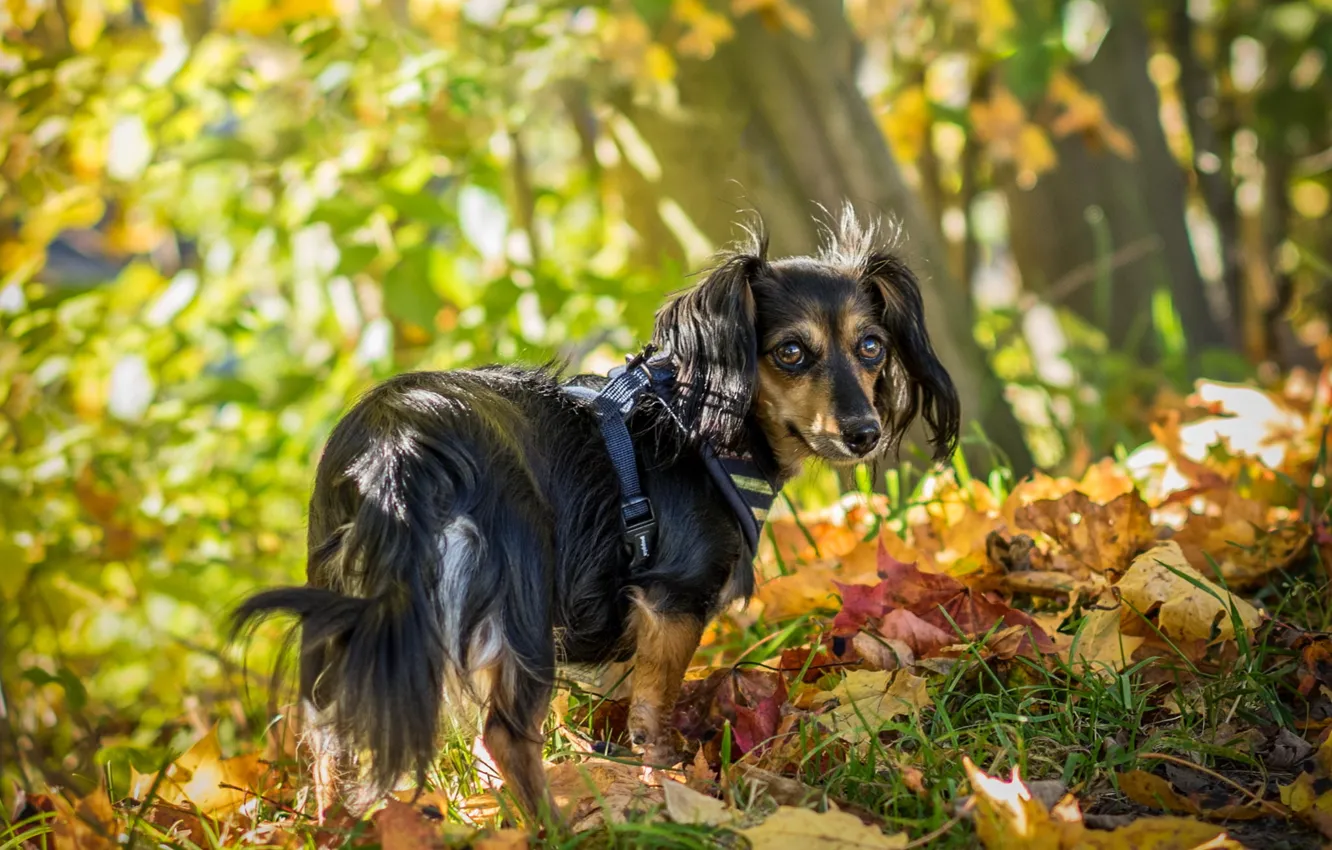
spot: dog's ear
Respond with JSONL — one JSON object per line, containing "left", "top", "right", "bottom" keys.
{"left": 862, "top": 253, "right": 960, "bottom": 462}
{"left": 653, "top": 248, "right": 769, "bottom": 448}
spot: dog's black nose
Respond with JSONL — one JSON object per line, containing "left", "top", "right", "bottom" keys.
{"left": 842, "top": 421, "right": 881, "bottom": 456}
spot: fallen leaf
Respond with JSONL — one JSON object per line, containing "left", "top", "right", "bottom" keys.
{"left": 128, "top": 727, "right": 267, "bottom": 816}
{"left": 876, "top": 608, "right": 954, "bottom": 657}
{"left": 1116, "top": 542, "right": 1262, "bottom": 643}
{"left": 813, "top": 670, "right": 931, "bottom": 744}
{"left": 1017, "top": 490, "right": 1155, "bottom": 578}
{"left": 1076, "top": 816, "right": 1247, "bottom": 849}
{"left": 852, "top": 631, "right": 914, "bottom": 671}
{"left": 1117, "top": 769, "right": 1267, "bottom": 821}
{"left": 1077, "top": 458, "right": 1139, "bottom": 505}
{"left": 732, "top": 762, "right": 819, "bottom": 807}
{"left": 472, "top": 828, "right": 530, "bottom": 850}
{"left": 1173, "top": 508, "right": 1310, "bottom": 589}
{"left": 963, "top": 758, "right": 1082, "bottom": 850}
{"left": 662, "top": 779, "right": 733, "bottom": 826}
{"left": 1066, "top": 605, "right": 1144, "bottom": 675}
{"left": 46, "top": 788, "right": 119, "bottom": 850}
{"left": 756, "top": 564, "right": 844, "bottom": 620}
{"left": 545, "top": 758, "right": 665, "bottom": 828}
{"left": 740, "top": 805, "right": 908, "bottom": 850}
{"left": 1281, "top": 771, "right": 1332, "bottom": 838}
{"left": 684, "top": 747, "right": 717, "bottom": 790}
{"left": 963, "top": 757, "right": 1244, "bottom": 849}
{"left": 673, "top": 668, "right": 787, "bottom": 756}
{"left": 375, "top": 799, "right": 448, "bottom": 850}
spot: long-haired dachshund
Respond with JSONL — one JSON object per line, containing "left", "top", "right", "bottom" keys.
{"left": 232, "top": 209, "right": 959, "bottom": 822}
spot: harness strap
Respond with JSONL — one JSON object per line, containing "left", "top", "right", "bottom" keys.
{"left": 564, "top": 349, "right": 663, "bottom": 568}
{"left": 564, "top": 347, "right": 778, "bottom": 568}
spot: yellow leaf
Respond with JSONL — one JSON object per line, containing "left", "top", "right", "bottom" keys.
{"left": 740, "top": 805, "right": 908, "bottom": 850}
{"left": 731, "top": 0, "right": 812, "bottom": 37}
{"left": 644, "top": 43, "right": 677, "bottom": 82}
{"left": 1077, "top": 458, "right": 1139, "bottom": 505}
{"left": 1047, "top": 71, "right": 1137, "bottom": 160}
{"left": 755, "top": 563, "right": 842, "bottom": 620}
{"left": 1075, "top": 817, "right": 1245, "bottom": 849}
{"left": 814, "top": 670, "right": 931, "bottom": 744}
{"left": 674, "top": 0, "right": 734, "bottom": 59}
{"left": 879, "top": 85, "right": 929, "bottom": 166}
{"left": 970, "top": 86, "right": 1027, "bottom": 156}
{"left": 1117, "top": 769, "right": 1266, "bottom": 820}
{"left": 976, "top": 0, "right": 1015, "bottom": 51}
{"left": 1115, "top": 542, "right": 1262, "bottom": 643}
{"left": 963, "top": 758, "right": 1076, "bottom": 850}
{"left": 1015, "top": 124, "right": 1057, "bottom": 185}
{"left": 964, "top": 758, "right": 1243, "bottom": 849}
{"left": 130, "top": 727, "right": 267, "bottom": 815}
{"left": 662, "top": 778, "right": 734, "bottom": 826}
{"left": 1065, "top": 605, "right": 1143, "bottom": 675}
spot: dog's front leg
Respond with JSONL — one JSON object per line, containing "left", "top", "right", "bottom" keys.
{"left": 626, "top": 594, "right": 703, "bottom": 767}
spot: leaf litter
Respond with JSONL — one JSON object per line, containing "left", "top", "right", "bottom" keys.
{"left": 13, "top": 369, "right": 1332, "bottom": 847}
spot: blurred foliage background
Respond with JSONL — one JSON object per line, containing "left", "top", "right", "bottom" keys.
{"left": 1, "top": 0, "right": 1329, "bottom": 799}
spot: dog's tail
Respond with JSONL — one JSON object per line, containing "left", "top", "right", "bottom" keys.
{"left": 231, "top": 403, "right": 499, "bottom": 802}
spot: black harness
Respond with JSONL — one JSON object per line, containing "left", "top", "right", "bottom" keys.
{"left": 562, "top": 347, "right": 780, "bottom": 570}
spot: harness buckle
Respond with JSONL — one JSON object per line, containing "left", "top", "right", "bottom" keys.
{"left": 622, "top": 496, "right": 657, "bottom": 568}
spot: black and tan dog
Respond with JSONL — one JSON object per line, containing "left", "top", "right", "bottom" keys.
{"left": 232, "top": 210, "right": 959, "bottom": 822}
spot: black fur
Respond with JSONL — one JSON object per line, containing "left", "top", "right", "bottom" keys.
{"left": 230, "top": 209, "right": 960, "bottom": 816}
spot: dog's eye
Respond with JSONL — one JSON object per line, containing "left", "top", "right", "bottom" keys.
{"left": 858, "top": 336, "right": 885, "bottom": 362}
{"left": 774, "top": 342, "right": 806, "bottom": 368}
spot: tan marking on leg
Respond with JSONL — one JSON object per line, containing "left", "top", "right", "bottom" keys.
{"left": 625, "top": 594, "right": 704, "bottom": 766}
{"left": 482, "top": 714, "right": 557, "bottom": 825}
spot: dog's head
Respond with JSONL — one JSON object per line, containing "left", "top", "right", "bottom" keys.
{"left": 652, "top": 209, "right": 960, "bottom": 476}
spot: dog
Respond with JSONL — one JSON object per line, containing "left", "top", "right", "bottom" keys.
{"left": 231, "top": 210, "right": 960, "bottom": 823}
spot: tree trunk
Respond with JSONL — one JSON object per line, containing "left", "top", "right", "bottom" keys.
{"left": 615, "top": 1, "right": 1032, "bottom": 474}
{"left": 1005, "top": 0, "right": 1236, "bottom": 368}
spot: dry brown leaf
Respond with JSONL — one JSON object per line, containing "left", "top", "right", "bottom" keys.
{"left": 852, "top": 631, "right": 914, "bottom": 671}
{"left": 662, "top": 779, "right": 733, "bottom": 826}
{"left": 1017, "top": 490, "right": 1155, "bottom": 577}
{"left": 374, "top": 799, "right": 448, "bottom": 850}
{"left": 545, "top": 758, "right": 665, "bottom": 828}
{"left": 46, "top": 787, "right": 119, "bottom": 850}
{"left": 740, "top": 805, "right": 908, "bottom": 850}
{"left": 472, "top": 828, "right": 530, "bottom": 850}
{"left": 1116, "top": 542, "right": 1262, "bottom": 643}
{"left": 1173, "top": 506, "right": 1310, "bottom": 589}
{"left": 684, "top": 747, "right": 717, "bottom": 791}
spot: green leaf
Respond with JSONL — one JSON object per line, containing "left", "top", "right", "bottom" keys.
{"left": 382, "top": 246, "right": 443, "bottom": 326}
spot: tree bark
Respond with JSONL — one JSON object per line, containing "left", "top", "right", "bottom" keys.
{"left": 615, "top": 1, "right": 1032, "bottom": 473}
{"left": 1005, "top": 0, "right": 1236, "bottom": 368}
